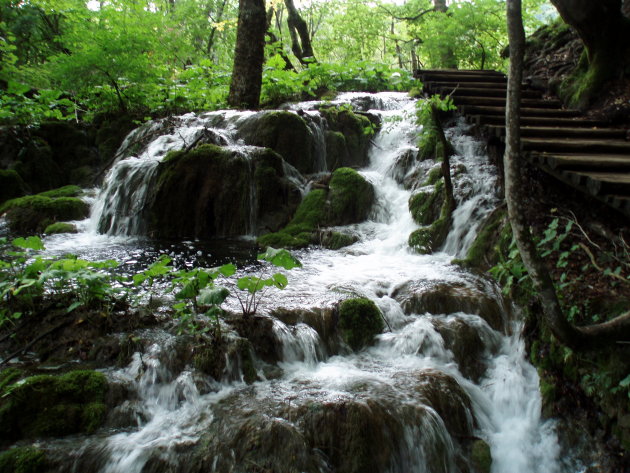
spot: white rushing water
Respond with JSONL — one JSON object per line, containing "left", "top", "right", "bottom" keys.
{"left": 53, "top": 92, "right": 572, "bottom": 473}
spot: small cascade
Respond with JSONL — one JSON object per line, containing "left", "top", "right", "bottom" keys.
{"left": 441, "top": 118, "right": 502, "bottom": 257}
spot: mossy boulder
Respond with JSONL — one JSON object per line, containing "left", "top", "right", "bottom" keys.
{"left": 258, "top": 168, "right": 374, "bottom": 249}
{"left": 0, "top": 169, "right": 28, "bottom": 205}
{"left": 459, "top": 207, "right": 509, "bottom": 271}
{"left": 0, "top": 370, "right": 109, "bottom": 444}
{"left": 0, "top": 193, "right": 89, "bottom": 234}
{"left": 38, "top": 185, "right": 83, "bottom": 198}
{"left": 409, "top": 179, "right": 445, "bottom": 226}
{"left": 320, "top": 106, "right": 378, "bottom": 169}
{"left": 0, "top": 447, "right": 48, "bottom": 473}
{"left": 318, "top": 230, "right": 359, "bottom": 250}
{"left": 147, "top": 144, "right": 301, "bottom": 239}
{"left": 236, "top": 111, "right": 319, "bottom": 174}
{"left": 337, "top": 298, "right": 384, "bottom": 351}
{"left": 328, "top": 167, "right": 374, "bottom": 225}
{"left": 470, "top": 439, "right": 492, "bottom": 473}
{"left": 43, "top": 222, "right": 78, "bottom": 235}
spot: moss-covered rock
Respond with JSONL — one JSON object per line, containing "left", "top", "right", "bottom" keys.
{"left": 459, "top": 208, "right": 509, "bottom": 271}
{"left": 409, "top": 179, "right": 445, "bottom": 226}
{"left": 236, "top": 111, "right": 318, "bottom": 174}
{"left": 43, "top": 222, "right": 78, "bottom": 235}
{"left": 0, "top": 447, "right": 48, "bottom": 473}
{"left": 320, "top": 106, "right": 378, "bottom": 169}
{"left": 38, "top": 185, "right": 83, "bottom": 198}
{"left": 0, "top": 370, "right": 109, "bottom": 443}
{"left": 338, "top": 298, "right": 384, "bottom": 351}
{"left": 328, "top": 167, "right": 375, "bottom": 225}
{"left": 0, "top": 169, "right": 28, "bottom": 205}
{"left": 0, "top": 194, "right": 89, "bottom": 234}
{"left": 319, "top": 230, "right": 359, "bottom": 250}
{"left": 258, "top": 168, "right": 374, "bottom": 249}
{"left": 470, "top": 439, "right": 492, "bottom": 473}
{"left": 147, "top": 144, "right": 300, "bottom": 239}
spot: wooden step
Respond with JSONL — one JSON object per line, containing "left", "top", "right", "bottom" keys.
{"left": 462, "top": 105, "right": 581, "bottom": 117}
{"left": 530, "top": 152, "right": 630, "bottom": 171}
{"left": 452, "top": 96, "right": 561, "bottom": 108}
{"left": 415, "top": 69, "right": 506, "bottom": 77}
{"left": 469, "top": 114, "right": 607, "bottom": 127}
{"left": 563, "top": 171, "right": 630, "bottom": 196}
{"left": 439, "top": 87, "right": 542, "bottom": 99}
{"left": 419, "top": 73, "right": 507, "bottom": 83}
{"left": 488, "top": 126, "right": 627, "bottom": 139}
{"left": 603, "top": 195, "right": 630, "bottom": 213}
{"left": 523, "top": 138, "right": 630, "bottom": 154}
{"left": 425, "top": 81, "right": 511, "bottom": 91}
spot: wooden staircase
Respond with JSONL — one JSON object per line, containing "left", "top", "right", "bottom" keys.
{"left": 415, "top": 69, "right": 630, "bottom": 217}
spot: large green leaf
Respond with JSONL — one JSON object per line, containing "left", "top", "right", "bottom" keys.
{"left": 258, "top": 247, "right": 302, "bottom": 270}
{"left": 271, "top": 273, "right": 288, "bottom": 289}
{"left": 198, "top": 286, "right": 229, "bottom": 306}
{"left": 12, "top": 236, "right": 45, "bottom": 251}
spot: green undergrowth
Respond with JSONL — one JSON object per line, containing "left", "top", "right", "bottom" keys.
{"left": 0, "top": 446, "right": 48, "bottom": 473}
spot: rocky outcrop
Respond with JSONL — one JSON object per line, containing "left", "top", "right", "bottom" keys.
{"left": 146, "top": 144, "right": 301, "bottom": 239}
{"left": 257, "top": 167, "right": 374, "bottom": 248}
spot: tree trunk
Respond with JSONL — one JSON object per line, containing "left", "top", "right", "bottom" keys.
{"left": 228, "top": 0, "right": 267, "bottom": 110}
{"left": 505, "top": 0, "right": 630, "bottom": 350}
{"left": 432, "top": 0, "right": 457, "bottom": 68}
{"left": 284, "top": 0, "right": 316, "bottom": 65}
{"left": 550, "top": 0, "right": 630, "bottom": 106}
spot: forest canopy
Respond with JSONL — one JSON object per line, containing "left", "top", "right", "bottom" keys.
{"left": 0, "top": 0, "right": 549, "bottom": 123}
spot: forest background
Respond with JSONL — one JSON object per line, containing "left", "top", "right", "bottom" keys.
{"left": 0, "top": 0, "right": 550, "bottom": 125}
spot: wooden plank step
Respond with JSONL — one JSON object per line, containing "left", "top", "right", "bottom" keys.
{"left": 603, "top": 195, "right": 630, "bottom": 213}
{"left": 487, "top": 126, "right": 627, "bottom": 139}
{"left": 452, "top": 96, "right": 561, "bottom": 108}
{"left": 529, "top": 152, "right": 630, "bottom": 171}
{"left": 469, "top": 114, "right": 607, "bottom": 127}
{"left": 415, "top": 69, "right": 505, "bottom": 77}
{"left": 462, "top": 105, "right": 581, "bottom": 117}
{"left": 523, "top": 138, "right": 630, "bottom": 154}
{"left": 425, "top": 81, "right": 511, "bottom": 90}
{"left": 438, "top": 87, "right": 542, "bottom": 99}
{"left": 566, "top": 171, "right": 630, "bottom": 196}
{"left": 419, "top": 73, "right": 507, "bottom": 83}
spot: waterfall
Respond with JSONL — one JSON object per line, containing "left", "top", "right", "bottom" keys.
{"left": 34, "top": 92, "right": 577, "bottom": 473}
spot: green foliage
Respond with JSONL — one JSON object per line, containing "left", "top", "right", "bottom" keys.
{"left": 0, "top": 236, "right": 127, "bottom": 329}
{"left": 234, "top": 248, "right": 302, "bottom": 316}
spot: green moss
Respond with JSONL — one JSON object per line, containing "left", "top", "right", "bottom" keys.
{"left": 0, "top": 447, "right": 47, "bottom": 473}
{"left": 237, "top": 339, "right": 258, "bottom": 385}
{"left": 258, "top": 189, "right": 328, "bottom": 249}
{"left": 409, "top": 179, "right": 445, "bottom": 226}
{"left": 38, "top": 185, "right": 83, "bottom": 198}
{"left": 0, "top": 169, "right": 28, "bottom": 205}
{"left": 0, "top": 194, "right": 89, "bottom": 234}
{"left": 0, "top": 370, "right": 108, "bottom": 441}
{"left": 338, "top": 298, "right": 384, "bottom": 351}
{"left": 328, "top": 167, "right": 374, "bottom": 225}
{"left": 43, "top": 222, "right": 78, "bottom": 235}
{"left": 320, "top": 106, "right": 378, "bottom": 167}
{"left": 461, "top": 208, "right": 508, "bottom": 270}
{"left": 470, "top": 440, "right": 492, "bottom": 473}
{"left": 193, "top": 341, "right": 226, "bottom": 380}
{"left": 424, "top": 166, "right": 443, "bottom": 186}
{"left": 0, "top": 368, "right": 21, "bottom": 394}
{"left": 320, "top": 231, "right": 358, "bottom": 250}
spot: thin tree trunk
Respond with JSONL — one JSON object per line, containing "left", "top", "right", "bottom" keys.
{"left": 228, "top": 0, "right": 267, "bottom": 109}
{"left": 284, "top": 0, "right": 316, "bottom": 65}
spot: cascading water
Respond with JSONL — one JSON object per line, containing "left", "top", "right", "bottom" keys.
{"left": 34, "top": 92, "right": 580, "bottom": 473}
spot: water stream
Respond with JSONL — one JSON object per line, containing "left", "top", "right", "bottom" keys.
{"left": 36, "top": 93, "right": 573, "bottom": 472}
